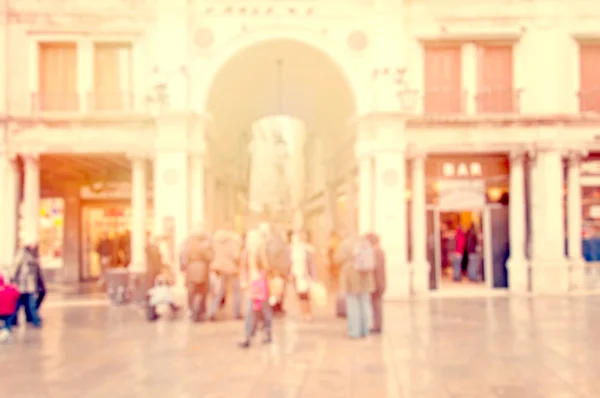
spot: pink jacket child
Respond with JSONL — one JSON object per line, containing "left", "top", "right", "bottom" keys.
{"left": 250, "top": 271, "right": 269, "bottom": 311}
{"left": 0, "top": 275, "right": 20, "bottom": 316}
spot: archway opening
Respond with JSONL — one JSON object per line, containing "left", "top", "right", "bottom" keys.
{"left": 204, "top": 39, "right": 357, "bottom": 243}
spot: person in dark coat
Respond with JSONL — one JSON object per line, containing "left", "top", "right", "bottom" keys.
{"left": 366, "top": 233, "right": 386, "bottom": 334}
{"left": 144, "top": 237, "right": 165, "bottom": 297}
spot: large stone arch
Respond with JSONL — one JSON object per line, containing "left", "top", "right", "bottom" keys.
{"left": 195, "top": 28, "right": 367, "bottom": 114}
{"left": 193, "top": 28, "right": 365, "bottom": 232}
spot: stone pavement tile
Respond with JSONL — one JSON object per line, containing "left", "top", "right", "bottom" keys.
{"left": 3, "top": 296, "right": 600, "bottom": 397}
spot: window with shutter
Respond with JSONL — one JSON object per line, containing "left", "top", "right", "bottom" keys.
{"left": 93, "top": 42, "right": 133, "bottom": 111}
{"left": 579, "top": 43, "right": 600, "bottom": 112}
{"left": 38, "top": 43, "right": 78, "bottom": 111}
{"left": 423, "top": 45, "right": 463, "bottom": 114}
{"left": 476, "top": 45, "right": 514, "bottom": 113}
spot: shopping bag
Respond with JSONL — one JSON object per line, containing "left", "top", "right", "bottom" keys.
{"left": 309, "top": 282, "right": 327, "bottom": 308}
{"left": 269, "top": 276, "right": 285, "bottom": 298}
{"left": 335, "top": 293, "right": 346, "bottom": 318}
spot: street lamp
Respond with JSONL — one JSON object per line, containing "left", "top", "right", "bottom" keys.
{"left": 395, "top": 68, "right": 419, "bottom": 113}
{"left": 146, "top": 65, "right": 190, "bottom": 113}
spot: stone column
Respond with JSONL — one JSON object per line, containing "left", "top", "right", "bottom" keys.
{"left": 567, "top": 150, "right": 586, "bottom": 290}
{"left": 410, "top": 150, "right": 429, "bottom": 294}
{"left": 530, "top": 145, "right": 569, "bottom": 292}
{"left": 23, "top": 154, "right": 41, "bottom": 244}
{"left": 358, "top": 156, "right": 374, "bottom": 233}
{"left": 528, "top": 153, "right": 538, "bottom": 261}
{"left": 347, "top": 174, "right": 358, "bottom": 234}
{"left": 153, "top": 114, "right": 192, "bottom": 261}
{"left": 188, "top": 153, "right": 205, "bottom": 231}
{"left": 204, "top": 172, "right": 214, "bottom": 233}
{"left": 0, "top": 152, "right": 18, "bottom": 274}
{"left": 507, "top": 150, "right": 529, "bottom": 292}
{"left": 4, "top": 156, "right": 18, "bottom": 267}
{"left": 323, "top": 183, "right": 337, "bottom": 233}
{"left": 62, "top": 184, "right": 81, "bottom": 283}
{"left": 129, "top": 155, "right": 148, "bottom": 274}
{"left": 374, "top": 148, "right": 409, "bottom": 299}
{"left": 227, "top": 180, "right": 236, "bottom": 225}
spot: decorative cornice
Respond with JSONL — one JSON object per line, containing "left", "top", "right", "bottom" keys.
{"left": 405, "top": 143, "right": 427, "bottom": 160}
{"left": 349, "top": 111, "right": 409, "bottom": 132}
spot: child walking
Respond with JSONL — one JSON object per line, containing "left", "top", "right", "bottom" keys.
{"left": 0, "top": 275, "right": 20, "bottom": 343}
{"left": 238, "top": 229, "right": 273, "bottom": 348}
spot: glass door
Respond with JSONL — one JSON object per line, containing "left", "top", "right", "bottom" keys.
{"left": 426, "top": 208, "right": 440, "bottom": 290}
{"left": 486, "top": 205, "right": 509, "bottom": 288}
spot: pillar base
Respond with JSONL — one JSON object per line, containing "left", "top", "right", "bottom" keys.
{"left": 507, "top": 257, "right": 530, "bottom": 293}
{"left": 530, "top": 258, "right": 570, "bottom": 294}
{"left": 569, "top": 258, "right": 587, "bottom": 291}
{"left": 410, "top": 261, "right": 430, "bottom": 295}
{"left": 384, "top": 264, "right": 410, "bottom": 301}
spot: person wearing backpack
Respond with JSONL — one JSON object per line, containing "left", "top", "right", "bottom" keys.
{"left": 259, "top": 223, "right": 291, "bottom": 314}
{"left": 12, "top": 244, "right": 43, "bottom": 328}
{"left": 207, "top": 225, "right": 242, "bottom": 321}
{"left": 366, "top": 233, "right": 386, "bottom": 334}
{"left": 335, "top": 232, "right": 375, "bottom": 339}
{"left": 181, "top": 232, "right": 213, "bottom": 322}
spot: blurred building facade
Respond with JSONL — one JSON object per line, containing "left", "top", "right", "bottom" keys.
{"left": 0, "top": 0, "right": 599, "bottom": 297}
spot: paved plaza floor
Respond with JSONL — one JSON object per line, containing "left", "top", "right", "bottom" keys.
{"left": 1, "top": 296, "right": 600, "bottom": 398}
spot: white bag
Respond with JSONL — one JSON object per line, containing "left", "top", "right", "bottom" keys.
{"left": 309, "top": 282, "right": 327, "bottom": 308}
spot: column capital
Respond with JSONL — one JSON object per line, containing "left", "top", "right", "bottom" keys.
{"left": 509, "top": 148, "right": 527, "bottom": 163}
{"left": 350, "top": 111, "right": 407, "bottom": 143}
{"left": 406, "top": 144, "right": 427, "bottom": 160}
{"left": 21, "top": 152, "right": 40, "bottom": 164}
{"left": 0, "top": 149, "right": 18, "bottom": 162}
{"left": 126, "top": 151, "right": 152, "bottom": 161}
{"left": 566, "top": 148, "right": 588, "bottom": 163}
{"left": 527, "top": 142, "right": 567, "bottom": 160}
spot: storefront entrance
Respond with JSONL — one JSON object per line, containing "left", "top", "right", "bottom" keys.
{"left": 81, "top": 205, "right": 131, "bottom": 281}
{"left": 427, "top": 205, "right": 509, "bottom": 291}
{"left": 424, "top": 154, "right": 510, "bottom": 292}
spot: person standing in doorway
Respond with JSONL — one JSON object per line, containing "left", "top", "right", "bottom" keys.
{"left": 466, "top": 223, "right": 481, "bottom": 282}
{"left": 96, "top": 232, "right": 113, "bottom": 286}
{"left": 451, "top": 225, "right": 467, "bottom": 282}
{"left": 366, "top": 233, "right": 386, "bottom": 334}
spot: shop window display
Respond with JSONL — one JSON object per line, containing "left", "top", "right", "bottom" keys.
{"left": 82, "top": 206, "right": 153, "bottom": 281}
{"left": 581, "top": 187, "right": 600, "bottom": 262}
{"left": 18, "top": 198, "right": 65, "bottom": 269}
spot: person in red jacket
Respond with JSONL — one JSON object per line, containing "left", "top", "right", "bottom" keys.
{"left": 0, "top": 274, "right": 20, "bottom": 342}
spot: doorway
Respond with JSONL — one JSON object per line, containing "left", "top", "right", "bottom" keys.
{"left": 427, "top": 205, "right": 509, "bottom": 291}
{"left": 81, "top": 205, "right": 131, "bottom": 281}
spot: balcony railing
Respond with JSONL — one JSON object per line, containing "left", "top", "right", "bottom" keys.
{"left": 578, "top": 88, "right": 600, "bottom": 113}
{"left": 30, "top": 92, "right": 140, "bottom": 115}
{"left": 31, "top": 92, "right": 80, "bottom": 113}
{"left": 475, "top": 88, "right": 521, "bottom": 114}
{"left": 423, "top": 88, "right": 466, "bottom": 115}
{"left": 87, "top": 92, "right": 135, "bottom": 112}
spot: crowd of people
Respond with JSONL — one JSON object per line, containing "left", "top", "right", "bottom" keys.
{"left": 0, "top": 221, "right": 388, "bottom": 346}
{"left": 142, "top": 222, "right": 388, "bottom": 345}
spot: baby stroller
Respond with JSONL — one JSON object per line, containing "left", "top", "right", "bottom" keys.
{"left": 106, "top": 268, "right": 132, "bottom": 305}
{"left": 146, "top": 274, "right": 180, "bottom": 321}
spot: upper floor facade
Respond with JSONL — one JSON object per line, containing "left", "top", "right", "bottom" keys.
{"left": 0, "top": 0, "right": 598, "bottom": 122}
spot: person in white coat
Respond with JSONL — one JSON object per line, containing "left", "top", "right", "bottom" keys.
{"left": 290, "top": 230, "right": 317, "bottom": 321}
